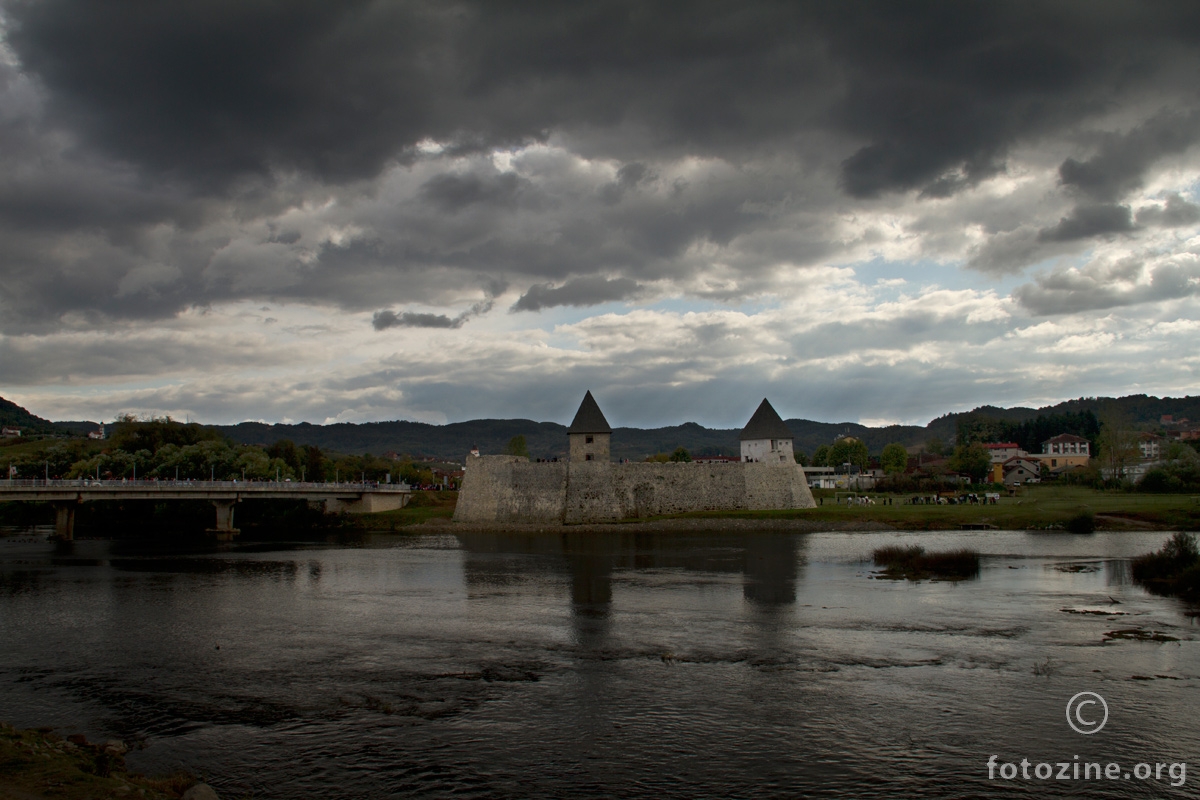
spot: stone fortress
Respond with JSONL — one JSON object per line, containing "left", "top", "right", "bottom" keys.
{"left": 453, "top": 392, "right": 816, "bottom": 524}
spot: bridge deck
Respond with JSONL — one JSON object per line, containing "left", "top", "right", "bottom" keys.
{"left": 0, "top": 479, "right": 410, "bottom": 502}
{"left": 0, "top": 480, "right": 413, "bottom": 538}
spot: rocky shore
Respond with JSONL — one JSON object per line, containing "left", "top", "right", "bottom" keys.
{"left": 0, "top": 722, "right": 218, "bottom": 800}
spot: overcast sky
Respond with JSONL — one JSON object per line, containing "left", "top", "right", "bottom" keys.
{"left": 1, "top": 1, "right": 1199, "bottom": 429}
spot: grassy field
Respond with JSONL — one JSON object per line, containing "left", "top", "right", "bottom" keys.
{"left": 361, "top": 486, "right": 1200, "bottom": 531}
{"left": 680, "top": 485, "right": 1200, "bottom": 530}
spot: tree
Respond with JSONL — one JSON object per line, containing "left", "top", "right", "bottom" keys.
{"left": 267, "top": 439, "right": 302, "bottom": 473}
{"left": 949, "top": 443, "right": 991, "bottom": 483}
{"left": 303, "top": 444, "right": 325, "bottom": 481}
{"left": 1097, "top": 410, "right": 1139, "bottom": 482}
{"left": 828, "top": 437, "right": 869, "bottom": 471}
{"left": 812, "top": 444, "right": 831, "bottom": 467}
{"left": 881, "top": 443, "right": 908, "bottom": 475}
{"left": 505, "top": 435, "right": 530, "bottom": 458}
{"left": 925, "top": 436, "right": 945, "bottom": 457}
{"left": 669, "top": 447, "right": 692, "bottom": 462}
{"left": 794, "top": 450, "right": 809, "bottom": 466}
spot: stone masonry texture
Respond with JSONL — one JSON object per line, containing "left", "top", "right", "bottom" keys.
{"left": 453, "top": 456, "right": 815, "bottom": 524}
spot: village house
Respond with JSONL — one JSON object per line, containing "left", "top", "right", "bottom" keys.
{"left": 983, "top": 442, "right": 1025, "bottom": 463}
{"left": 1, "top": 426, "right": 20, "bottom": 438}
{"left": 996, "top": 456, "right": 1042, "bottom": 486}
{"left": 1138, "top": 432, "right": 1166, "bottom": 462}
{"left": 1031, "top": 433, "right": 1091, "bottom": 474}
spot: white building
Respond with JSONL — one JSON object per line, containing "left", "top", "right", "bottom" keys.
{"left": 984, "top": 442, "right": 1025, "bottom": 463}
{"left": 739, "top": 398, "right": 795, "bottom": 465}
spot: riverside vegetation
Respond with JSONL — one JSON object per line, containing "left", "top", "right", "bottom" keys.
{"left": 871, "top": 544, "right": 981, "bottom": 580}
{"left": 354, "top": 485, "right": 1200, "bottom": 532}
{"left": 1131, "top": 532, "right": 1200, "bottom": 599}
{"left": 0, "top": 722, "right": 215, "bottom": 799}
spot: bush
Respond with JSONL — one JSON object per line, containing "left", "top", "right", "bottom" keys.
{"left": 872, "top": 544, "right": 980, "bottom": 580}
{"left": 1064, "top": 510, "right": 1095, "bottom": 533}
{"left": 873, "top": 544, "right": 925, "bottom": 567}
{"left": 1131, "top": 533, "right": 1200, "bottom": 597}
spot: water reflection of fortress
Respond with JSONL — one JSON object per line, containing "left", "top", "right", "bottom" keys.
{"left": 458, "top": 531, "right": 803, "bottom": 610}
{"left": 454, "top": 393, "right": 816, "bottom": 525}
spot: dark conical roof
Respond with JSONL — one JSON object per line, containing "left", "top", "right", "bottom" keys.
{"left": 738, "top": 398, "right": 793, "bottom": 441}
{"left": 567, "top": 391, "right": 612, "bottom": 434}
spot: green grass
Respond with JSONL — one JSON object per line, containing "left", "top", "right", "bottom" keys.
{"left": 356, "top": 490, "right": 458, "bottom": 528}
{"left": 674, "top": 485, "right": 1200, "bottom": 530}
{"left": 352, "top": 485, "right": 1200, "bottom": 531}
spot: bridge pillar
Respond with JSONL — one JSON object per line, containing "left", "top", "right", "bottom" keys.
{"left": 52, "top": 502, "right": 77, "bottom": 540}
{"left": 207, "top": 500, "right": 240, "bottom": 541}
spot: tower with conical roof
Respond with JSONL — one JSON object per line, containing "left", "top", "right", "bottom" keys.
{"left": 567, "top": 391, "right": 612, "bottom": 463}
{"left": 738, "top": 398, "right": 795, "bottom": 465}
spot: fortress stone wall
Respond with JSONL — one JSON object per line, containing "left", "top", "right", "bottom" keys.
{"left": 453, "top": 456, "right": 816, "bottom": 524}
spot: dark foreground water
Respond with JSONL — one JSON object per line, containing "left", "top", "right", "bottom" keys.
{"left": 1, "top": 528, "right": 1197, "bottom": 799}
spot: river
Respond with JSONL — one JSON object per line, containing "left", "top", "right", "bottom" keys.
{"left": 1, "top": 528, "right": 1196, "bottom": 798}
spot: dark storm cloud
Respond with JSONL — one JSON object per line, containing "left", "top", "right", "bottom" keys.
{"left": 1058, "top": 111, "right": 1200, "bottom": 202}
{"left": 512, "top": 277, "right": 642, "bottom": 312}
{"left": 824, "top": 3, "right": 1199, "bottom": 198}
{"left": 1013, "top": 256, "right": 1200, "bottom": 315}
{"left": 8, "top": 1, "right": 1199, "bottom": 193}
{"left": 1, "top": 0, "right": 1199, "bottom": 328}
{"left": 1037, "top": 204, "right": 1135, "bottom": 242}
{"left": 372, "top": 310, "right": 458, "bottom": 330}
{"left": 1136, "top": 194, "right": 1200, "bottom": 228}
{"left": 5, "top": 0, "right": 454, "bottom": 186}
{"left": 372, "top": 288, "right": 501, "bottom": 330}
{"left": 420, "top": 172, "right": 531, "bottom": 212}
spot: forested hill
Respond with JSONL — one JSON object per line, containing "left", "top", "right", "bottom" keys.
{"left": 2, "top": 393, "right": 1198, "bottom": 460}
{"left": 0, "top": 397, "right": 59, "bottom": 435}
{"left": 202, "top": 393, "right": 1200, "bottom": 460}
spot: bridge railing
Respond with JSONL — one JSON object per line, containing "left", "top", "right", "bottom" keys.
{"left": 0, "top": 479, "right": 411, "bottom": 492}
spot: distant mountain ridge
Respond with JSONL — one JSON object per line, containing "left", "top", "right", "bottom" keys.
{"left": 209, "top": 394, "right": 1200, "bottom": 460}
{"left": 2, "top": 393, "right": 1198, "bottom": 460}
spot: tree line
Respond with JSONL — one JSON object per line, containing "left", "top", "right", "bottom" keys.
{"left": 5, "top": 416, "right": 437, "bottom": 486}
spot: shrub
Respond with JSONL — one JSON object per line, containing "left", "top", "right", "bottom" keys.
{"left": 919, "top": 548, "right": 982, "bottom": 578}
{"left": 1131, "top": 532, "right": 1200, "bottom": 598}
{"left": 1064, "top": 510, "right": 1095, "bottom": 533}
{"left": 873, "top": 544, "right": 925, "bottom": 567}
{"left": 873, "top": 544, "right": 980, "bottom": 580}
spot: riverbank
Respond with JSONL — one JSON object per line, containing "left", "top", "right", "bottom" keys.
{"left": 363, "top": 486, "right": 1200, "bottom": 533}
{"left": 0, "top": 723, "right": 216, "bottom": 800}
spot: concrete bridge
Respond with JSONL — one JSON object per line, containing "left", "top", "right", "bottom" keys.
{"left": 0, "top": 479, "right": 412, "bottom": 539}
